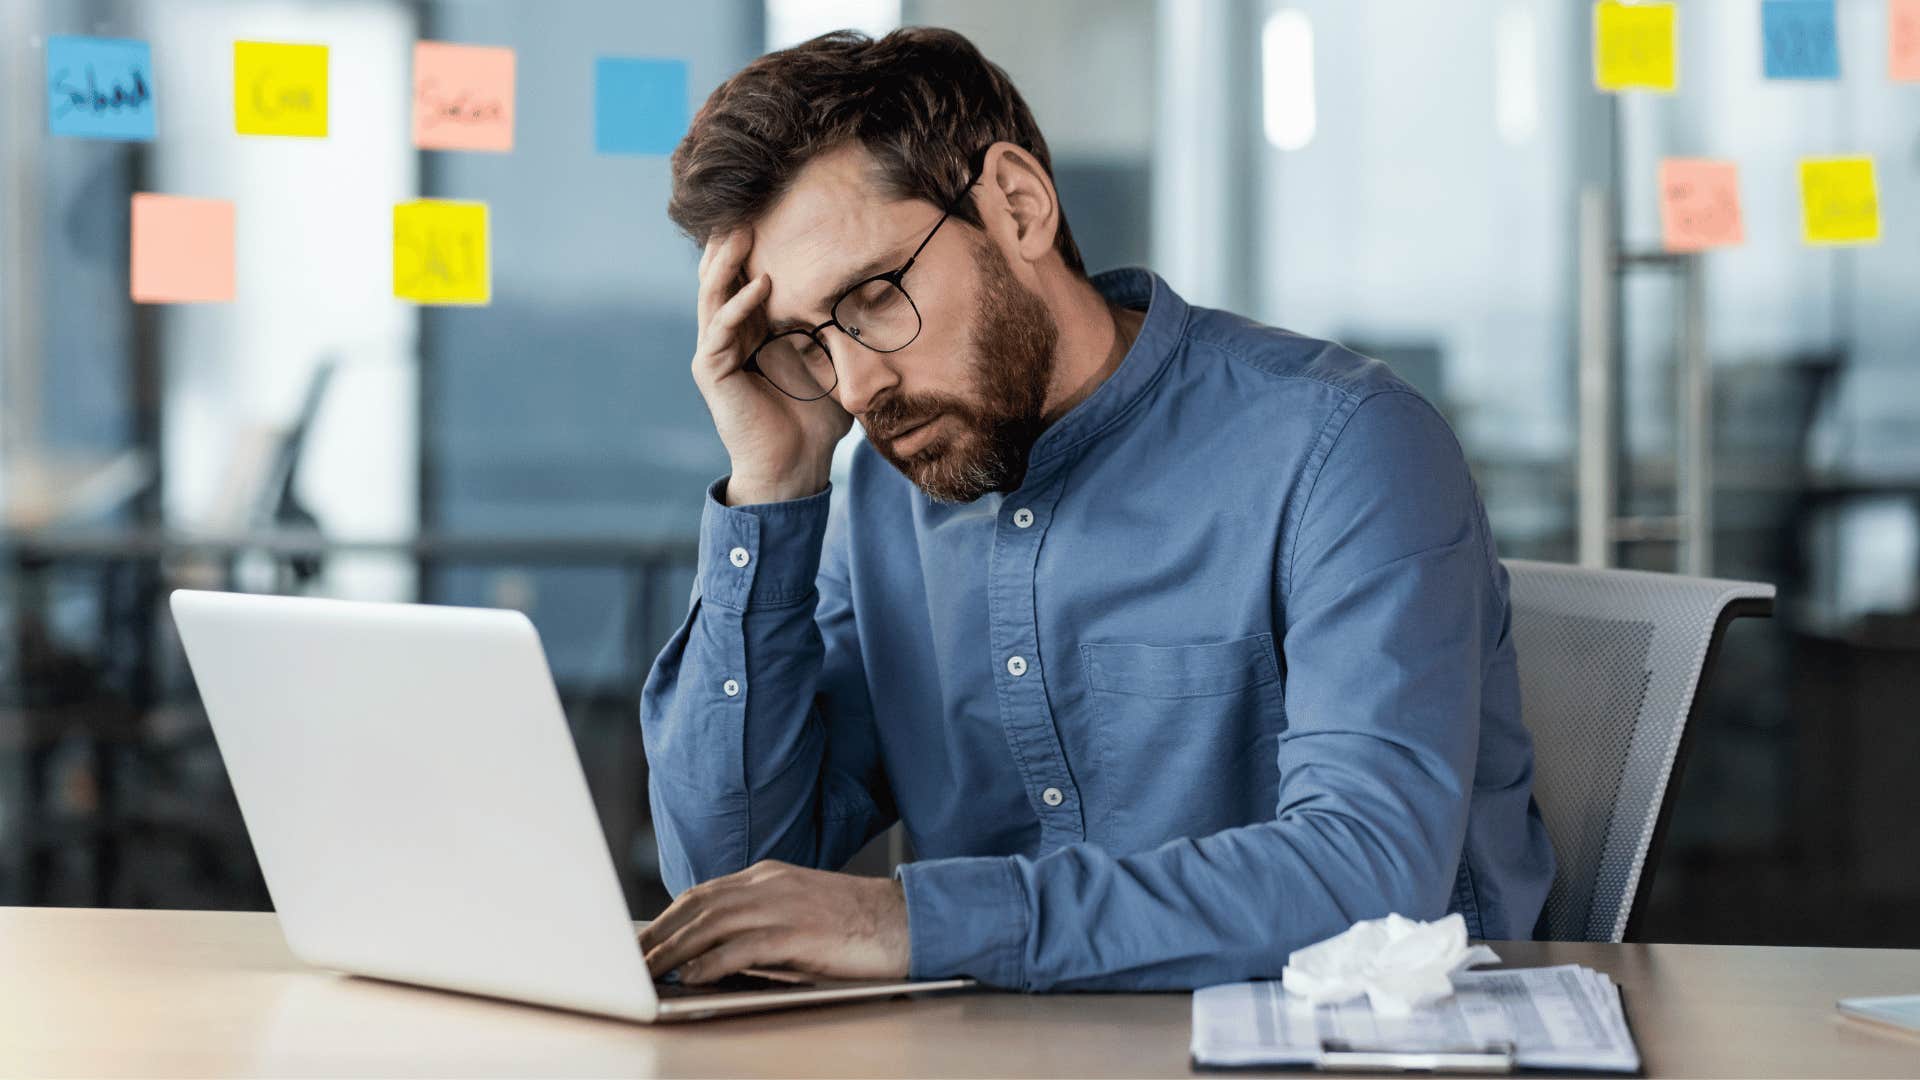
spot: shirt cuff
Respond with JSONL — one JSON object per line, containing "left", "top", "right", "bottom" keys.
{"left": 896, "top": 855, "right": 1029, "bottom": 989}
{"left": 695, "top": 476, "right": 833, "bottom": 612}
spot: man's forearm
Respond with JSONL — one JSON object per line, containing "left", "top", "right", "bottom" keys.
{"left": 896, "top": 761, "right": 1463, "bottom": 992}
{"left": 643, "top": 601, "right": 846, "bottom": 891}
{"left": 640, "top": 477, "right": 888, "bottom": 892}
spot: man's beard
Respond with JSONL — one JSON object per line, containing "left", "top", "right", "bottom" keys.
{"left": 862, "top": 239, "right": 1058, "bottom": 503}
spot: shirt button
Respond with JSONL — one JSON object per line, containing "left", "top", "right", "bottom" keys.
{"left": 722, "top": 678, "right": 740, "bottom": 697}
{"left": 1006, "top": 655, "right": 1028, "bottom": 677}
{"left": 1012, "top": 508, "right": 1035, "bottom": 529}
{"left": 728, "top": 547, "right": 750, "bottom": 568}
{"left": 1042, "top": 787, "right": 1065, "bottom": 807}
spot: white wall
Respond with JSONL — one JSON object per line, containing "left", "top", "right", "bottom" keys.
{"left": 144, "top": 0, "right": 418, "bottom": 599}
{"left": 1251, "top": 0, "right": 1578, "bottom": 461}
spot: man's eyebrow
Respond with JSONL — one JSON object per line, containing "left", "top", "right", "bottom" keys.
{"left": 765, "top": 251, "right": 902, "bottom": 333}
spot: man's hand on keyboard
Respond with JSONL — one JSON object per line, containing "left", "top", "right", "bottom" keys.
{"left": 639, "top": 860, "right": 910, "bottom": 985}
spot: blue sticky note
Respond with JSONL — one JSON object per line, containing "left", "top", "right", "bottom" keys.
{"left": 46, "top": 35, "right": 155, "bottom": 141}
{"left": 595, "top": 56, "right": 687, "bottom": 155}
{"left": 1762, "top": 0, "right": 1840, "bottom": 80}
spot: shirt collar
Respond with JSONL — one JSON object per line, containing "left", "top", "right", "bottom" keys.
{"left": 1024, "top": 268, "right": 1190, "bottom": 470}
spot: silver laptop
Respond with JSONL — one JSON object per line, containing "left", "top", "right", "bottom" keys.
{"left": 168, "top": 589, "right": 972, "bottom": 1023}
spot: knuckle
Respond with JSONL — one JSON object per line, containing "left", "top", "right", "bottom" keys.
{"left": 685, "top": 906, "right": 721, "bottom": 936}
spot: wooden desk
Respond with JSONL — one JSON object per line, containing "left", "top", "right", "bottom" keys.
{"left": 5, "top": 907, "right": 1917, "bottom": 1078}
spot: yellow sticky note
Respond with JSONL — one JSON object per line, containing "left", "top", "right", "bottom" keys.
{"left": 1594, "top": 2, "right": 1678, "bottom": 92}
{"left": 394, "top": 199, "right": 490, "bottom": 304}
{"left": 235, "top": 41, "right": 328, "bottom": 137}
{"left": 1800, "top": 157, "right": 1880, "bottom": 245}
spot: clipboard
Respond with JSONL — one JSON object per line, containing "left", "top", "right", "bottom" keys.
{"left": 1190, "top": 968, "right": 1645, "bottom": 1075}
{"left": 1316, "top": 1038, "right": 1516, "bottom": 1073}
{"left": 1193, "top": 1038, "right": 1517, "bottom": 1075}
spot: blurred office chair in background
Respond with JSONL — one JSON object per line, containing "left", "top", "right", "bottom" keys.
{"left": 1505, "top": 559, "right": 1775, "bottom": 943}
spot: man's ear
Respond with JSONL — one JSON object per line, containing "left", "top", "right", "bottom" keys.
{"left": 976, "top": 142, "right": 1060, "bottom": 267}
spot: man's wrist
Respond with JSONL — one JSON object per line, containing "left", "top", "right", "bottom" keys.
{"left": 725, "top": 470, "right": 829, "bottom": 507}
{"left": 698, "top": 475, "right": 833, "bottom": 611}
{"left": 875, "top": 876, "right": 912, "bottom": 979}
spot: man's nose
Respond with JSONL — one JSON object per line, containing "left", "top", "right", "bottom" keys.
{"left": 826, "top": 331, "right": 899, "bottom": 417}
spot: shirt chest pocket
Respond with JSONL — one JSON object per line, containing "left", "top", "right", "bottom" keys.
{"left": 1079, "top": 633, "right": 1286, "bottom": 847}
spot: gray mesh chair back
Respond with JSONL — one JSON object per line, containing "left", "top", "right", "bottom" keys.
{"left": 1504, "top": 559, "right": 1774, "bottom": 942}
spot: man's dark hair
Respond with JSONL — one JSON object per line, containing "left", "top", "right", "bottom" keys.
{"left": 667, "top": 27, "right": 1086, "bottom": 276}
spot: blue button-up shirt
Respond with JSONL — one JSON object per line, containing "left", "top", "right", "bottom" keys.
{"left": 641, "top": 269, "right": 1554, "bottom": 992}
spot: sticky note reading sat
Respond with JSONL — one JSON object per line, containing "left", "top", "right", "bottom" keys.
{"left": 1659, "top": 160, "right": 1744, "bottom": 253}
{"left": 130, "top": 193, "right": 235, "bottom": 304}
{"left": 234, "top": 41, "right": 328, "bottom": 137}
{"left": 595, "top": 56, "right": 687, "bottom": 155}
{"left": 47, "top": 35, "right": 155, "bottom": 141}
{"left": 394, "top": 200, "right": 491, "bottom": 305}
{"left": 413, "top": 41, "right": 516, "bottom": 152}
{"left": 1594, "top": 1, "right": 1678, "bottom": 92}
{"left": 1800, "top": 157, "right": 1880, "bottom": 245}
{"left": 1763, "top": 0, "right": 1840, "bottom": 80}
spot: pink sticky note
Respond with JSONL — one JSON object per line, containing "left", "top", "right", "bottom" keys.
{"left": 1659, "top": 159, "right": 1744, "bottom": 252}
{"left": 1893, "top": 0, "right": 1920, "bottom": 82}
{"left": 413, "top": 41, "right": 515, "bottom": 152}
{"left": 130, "top": 193, "right": 235, "bottom": 303}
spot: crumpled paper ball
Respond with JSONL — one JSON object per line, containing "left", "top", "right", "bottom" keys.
{"left": 1280, "top": 912, "right": 1501, "bottom": 1017}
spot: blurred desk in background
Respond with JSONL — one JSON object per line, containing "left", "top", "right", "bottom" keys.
{"left": 5, "top": 908, "right": 1920, "bottom": 1078}
{"left": 0, "top": 528, "right": 698, "bottom": 911}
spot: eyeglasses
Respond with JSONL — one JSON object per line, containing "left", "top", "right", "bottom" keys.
{"left": 743, "top": 159, "right": 984, "bottom": 402}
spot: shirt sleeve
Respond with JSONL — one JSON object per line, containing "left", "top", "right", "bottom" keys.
{"left": 897, "top": 390, "right": 1500, "bottom": 990}
{"left": 640, "top": 477, "right": 896, "bottom": 894}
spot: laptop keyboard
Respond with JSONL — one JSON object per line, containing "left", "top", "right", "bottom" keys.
{"left": 655, "top": 971, "right": 807, "bottom": 998}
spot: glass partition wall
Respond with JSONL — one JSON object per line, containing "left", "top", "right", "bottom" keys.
{"left": 2, "top": 0, "right": 1915, "bottom": 947}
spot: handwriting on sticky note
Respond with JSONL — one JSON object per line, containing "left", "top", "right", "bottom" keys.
{"left": 1594, "top": 2, "right": 1678, "bottom": 92}
{"left": 1893, "top": 0, "right": 1920, "bottom": 82}
{"left": 394, "top": 200, "right": 490, "bottom": 305}
{"left": 413, "top": 42, "right": 515, "bottom": 152}
{"left": 47, "top": 36, "right": 155, "bottom": 141}
{"left": 130, "top": 193, "right": 235, "bottom": 304}
{"left": 1800, "top": 158, "right": 1880, "bottom": 245}
{"left": 1763, "top": 0, "right": 1840, "bottom": 79}
{"left": 234, "top": 41, "right": 328, "bottom": 138}
{"left": 594, "top": 56, "right": 688, "bottom": 155}
{"left": 1659, "top": 160, "right": 1744, "bottom": 253}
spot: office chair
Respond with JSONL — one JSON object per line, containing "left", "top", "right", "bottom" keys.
{"left": 1504, "top": 559, "right": 1774, "bottom": 943}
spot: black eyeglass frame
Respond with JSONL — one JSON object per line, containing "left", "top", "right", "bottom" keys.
{"left": 742, "top": 154, "right": 988, "bottom": 401}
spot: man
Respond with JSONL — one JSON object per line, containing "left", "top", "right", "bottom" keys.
{"left": 637, "top": 27, "right": 1553, "bottom": 993}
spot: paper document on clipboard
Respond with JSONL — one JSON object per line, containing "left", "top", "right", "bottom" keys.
{"left": 1192, "top": 965, "right": 1641, "bottom": 1073}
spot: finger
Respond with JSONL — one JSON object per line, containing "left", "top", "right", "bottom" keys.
{"left": 692, "top": 274, "right": 771, "bottom": 380}
{"left": 705, "top": 273, "right": 769, "bottom": 347}
{"left": 696, "top": 229, "right": 753, "bottom": 328}
{"left": 645, "top": 901, "right": 755, "bottom": 977}
{"left": 638, "top": 909, "right": 676, "bottom": 954}
{"left": 698, "top": 232, "right": 720, "bottom": 278}
{"left": 638, "top": 880, "right": 720, "bottom": 954}
{"left": 677, "top": 928, "right": 787, "bottom": 985}
{"left": 644, "top": 892, "right": 771, "bottom": 977}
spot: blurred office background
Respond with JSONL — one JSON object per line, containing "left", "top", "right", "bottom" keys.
{"left": 2, "top": 0, "right": 1916, "bottom": 946}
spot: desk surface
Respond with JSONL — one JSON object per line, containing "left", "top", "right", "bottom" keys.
{"left": 5, "top": 907, "right": 1918, "bottom": 1078}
